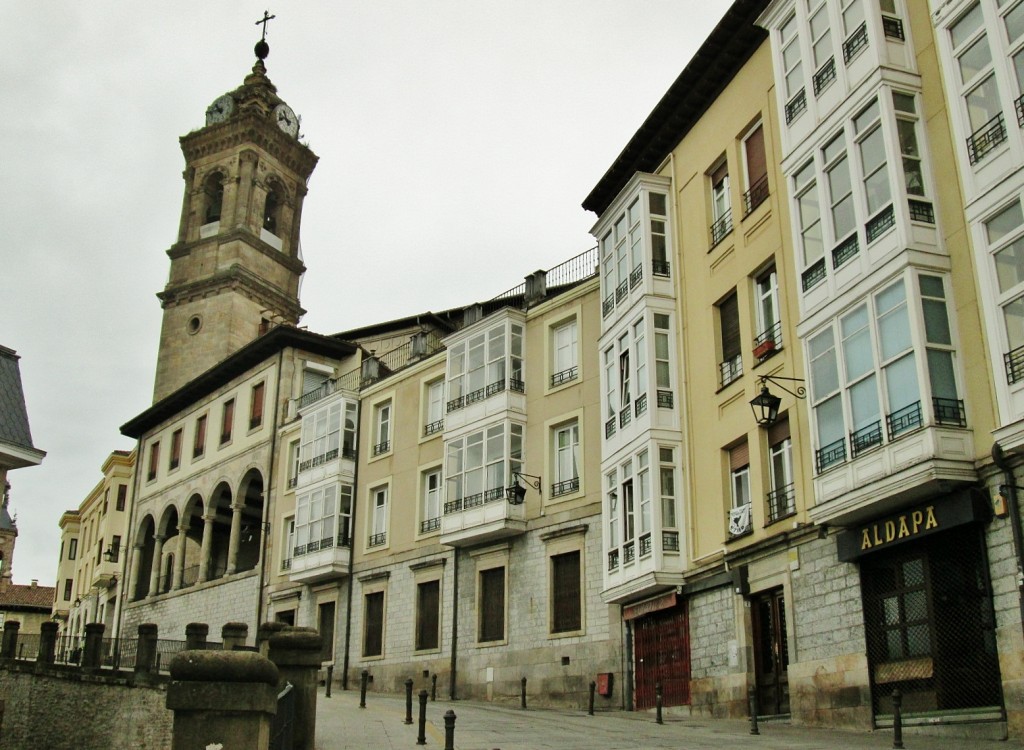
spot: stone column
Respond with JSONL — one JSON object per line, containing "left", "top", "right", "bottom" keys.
{"left": 173, "top": 523, "right": 188, "bottom": 589}
{"left": 37, "top": 621, "right": 57, "bottom": 664}
{"left": 222, "top": 622, "right": 249, "bottom": 651}
{"left": 199, "top": 514, "right": 214, "bottom": 582}
{"left": 82, "top": 622, "right": 105, "bottom": 670}
{"left": 185, "top": 623, "right": 209, "bottom": 651}
{"left": 136, "top": 623, "right": 159, "bottom": 674}
{"left": 129, "top": 542, "right": 144, "bottom": 599}
{"left": 167, "top": 649, "right": 278, "bottom": 750}
{"left": 148, "top": 534, "right": 165, "bottom": 596}
{"left": 227, "top": 502, "right": 243, "bottom": 575}
{"left": 267, "top": 627, "right": 322, "bottom": 750}
{"left": 1, "top": 620, "right": 20, "bottom": 659}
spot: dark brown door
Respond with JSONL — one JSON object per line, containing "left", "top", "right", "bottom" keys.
{"left": 752, "top": 588, "right": 790, "bottom": 715}
{"left": 633, "top": 604, "right": 690, "bottom": 710}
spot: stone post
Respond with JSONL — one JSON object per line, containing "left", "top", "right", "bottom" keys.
{"left": 222, "top": 622, "right": 249, "bottom": 650}
{"left": 167, "top": 649, "right": 279, "bottom": 750}
{"left": 1, "top": 620, "right": 20, "bottom": 659}
{"left": 82, "top": 622, "right": 105, "bottom": 670}
{"left": 136, "top": 623, "right": 159, "bottom": 674}
{"left": 267, "top": 627, "right": 322, "bottom": 750}
{"left": 185, "top": 622, "right": 209, "bottom": 651}
{"left": 256, "top": 621, "right": 287, "bottom": 655}
{"left": 37, "top": 621, "right": 57, "bottom": 664}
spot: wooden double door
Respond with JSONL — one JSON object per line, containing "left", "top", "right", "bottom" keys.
{"left": 633, "top": 604, "right": 690, "bottom": 710}
{"left": 752, "top": 588, "right": 790, "bottom": 715}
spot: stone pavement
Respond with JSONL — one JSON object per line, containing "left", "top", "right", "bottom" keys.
{"left": 315, "top": 687, "right": 1024, "bottom": 749}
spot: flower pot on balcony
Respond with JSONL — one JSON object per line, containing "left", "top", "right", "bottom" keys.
{"left": 753, "top": 339, "right": 776, "bottom": 359}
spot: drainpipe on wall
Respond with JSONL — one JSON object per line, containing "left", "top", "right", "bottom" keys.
{"left": 254, "top": 349, "right": 285, "bottom": 630}
{"left": 341, "top": 427, "right": 359, "bottom": 691}
{"left": 991, "top": 442, "right": 1024, "bottom": 630}
{"left": 449, "top": 548, "right": 459, "bottom": 700}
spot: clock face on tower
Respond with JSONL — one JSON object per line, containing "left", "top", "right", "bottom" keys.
{"left": 274, "top": 103, "right": 299, "bottom": 138}
{"left": 205, "top": 94, "right": 235, "bottom": 125}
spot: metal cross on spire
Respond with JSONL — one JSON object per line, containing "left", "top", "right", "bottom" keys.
{"left": 255, "top": 10, "right": 276, "bottom": 41}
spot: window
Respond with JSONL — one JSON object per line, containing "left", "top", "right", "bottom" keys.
{"left": 599, "top": 184, "right": 672, "bottom": 315}
{"left": 606, "top": 472, "right": 619, "bottom": 569}
{"left": 444, "top": 422, "right": 523, "bottom": 512}
{"left": 618, "top": 332, "right": 631, "bottom": 425}
{"left": 263, "top": 188, "right": 281, "bottom": 234}
{"left": 990, "top": 199, "right": 1024, "bottom": 381}
{"left": 373, "top": 401, "right": 391, "bottom": 456}
{"left": 621, "top": 459, "right": 635, "bottom": 561}
{"left": 421, "top": 469, "right": 442, "bottom": 533}
{"left": 169, "top": 429, "right": 182, "bottom": 471}
{"left": 795, "top": 162, "right": 825, "bottom": 289}
{"left": 952, "top": 3, "right": 1006, "bottom": 164}
{"left": 424, "top": 380, "right": 444, "bottom": 436}
{"left": 551, "top": 319, "right": 579, "bottom": 387}
{"left": 659, "top": 447, "right": 679, "bottom": 551}
{"left": 281, "top": 518, "right": 295, "bottom": 570}
{"left": 103, "top": 489, "right": 109, "bottom": 515}
{"left": 368, "top": 486, "right": 388, "bottom": 547}
{"left": 809, "top": 276, "right": 960, "bottom": 471}
{"left": 109, "top": 536, "right": 121, "bottom": 564}
{"left": 781, "top": 14, "right": 807, "bottom": 122}
{"left": 250, "top": 382, "right": 265, "bottom": 430}
{"left": 893, "top": 92, "right": 925, "bottom": 200}
{"left": 63, "top": 579, "right": 72, "bottom": 601}
{"left": 710, "top": 159, "right": 733, "bottom": 246}
{"left": 300, "top": 401, "right": 345, "bottom": 470}
{"left": 147, "top": 441, "right": 159, "bottom": 481}
{"left": 654, "top": 314, "right": 674, "bottom": 408}
{"left": 318, "top": 600, "right": 336, "bottom": 662}
{"left": 415, "top": 580, "right": 441, "bottom": 651}
{"left": 446, "top": 321, "right": 524, "bottom": 411}
{"left": 115, "top": 484, "right": 127, "bottom": 512}
{"left": 767, "top": 421, "right": 795, "bottom": 523}
{"left": 363, "top": 591, "right": 385, "bottom": 657}
{"left": 841, "top": 0, "right": 868, "bottom": 61}
{"left": 550, "top": 551, "right": 582, "bottom": 633}
{"left": 650, "top": 192, "right": 670, "bottom": 276}
{"left": 193, "top": 414, "right": 207, "bottom": 458}
{"left": 718, "top": 293, "right": 743, "bottom": 387}
{"left": 478, "top": 566, "right": 506, "bottom": 642}
{"left": 855, "top": 100, "right": 892, "bottom": 222}
{"left": 754, "top": 269, "right": 782, "bottom": 358}
{"left": 203, "top": 172, "right": 223, "bottom": 224}
{"left": 729, "top": 442, "right": 752, "bottom": 537}
{"left": 220, "top": 399, "right": 235, "bottom": 445}
{"left": 68, "top": 538, "right": 78, "bottom": 561}
{"left": 287, "top": 440, "right": 300, "bottom": 489}
{"left": 552, "top": 421, "right": 580, "bottom": 497}
{"left": 823, "top": 133, "right": 856, "bottom": 259}
{"left": 96, "top": 537, "right": 104, "bottom": 565}
{"left": 294, "top": 483, "right": 352, "bottom": 556}
{"left": 742, "top": 122, "right": 769, "bottom": 215}
{"left": 809, "top": 0, "right": 836, "bottom": 94}
{"left": 637, "top": 449, "right": 652, "bottom": 555}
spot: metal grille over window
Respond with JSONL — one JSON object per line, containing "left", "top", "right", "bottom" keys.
{"left": 861, "top": 526, "right": 1003, "bottom": 723}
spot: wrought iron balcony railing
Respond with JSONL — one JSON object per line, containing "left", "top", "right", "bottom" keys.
{"left": 832, "top": 234, "right": 859, "bottom": 269}
{"left": 420, "top": 517, "right": 441, "bottom": 533}
{"left": 753, "top": 322, "right": 782, "bottom": 361}
{"left": 908, "top": 199, "right": 934, "bottom": 224}
{"left": 865, "top": 204, "right": 895, "bottom": 243}
{"left": 843, "top": 22, "right": 868, "bottom": 63}
{"left": 785, "top": 88, "right": 807, "bottom": 125}
{"left": 630, "top": 263, "right": 643, "bottom": 289}
{"left": 767, "top": 483, "right": 796, "bottom": 524}
{"left": 886, "top": 401, "right": 923, "bottom": 439}
{"left": 1005, "top": 343, "right": 1024, "bottom": 384}
{"left": 605, "top": 417, "right": 616, "bottom": 439}
{"left": 812, "top": 57, "right": 836, "bottom": 96}
{"left": 718, "top": 354, "right": 743, "bottom": 388}
{"left": 423, "top": 419, "right": 444, "bottom": 437}
{"left": 802, "top": 258, "right": 827, "bottom": 292}
{"left": 551, "top": 477, "right": 579, "bottom": 497}
{"left": 652, "top": 259, "right": 671, "bottom": 277}
{"left": 634, "top": 392, "right": 648, "bottom": 417}
{"left": 662, "top": 530, "right": 680, "bottom": 552}
{"left": 882, "top": 16, "right": 904, "bottom": 40}
{"left": 933, "top": 397, "right": 966, "bottom": 427}
{"left": 815, "top": 437, "right": 847, "bottom": 473}
{"left": 657, "top": 389, "right": 674, "bottom": 409}
{"left": 710, "top": 210, "right": 734, "bottom": 248}
{"left": 367, "top": 532, "right": 387, "bottom": 548}
{"left": 967, "top": 112, "right": 1007, "bottom": 165}
{"left": 742, "top": 174, "right": 770, "bottom": 217}
{"left": 551, "top": 366, "right": 578, "bottom": 388}
{"left": 850, "top": 420, "right": 883, "bottom": 457}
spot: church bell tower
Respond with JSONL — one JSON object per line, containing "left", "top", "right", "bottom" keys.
{"left": 153, "top": 25, "right": 318, "bottom": 402}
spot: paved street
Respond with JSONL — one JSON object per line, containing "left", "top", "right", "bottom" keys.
{"left": 315, "top": 687, "right": 1024, "bottom": 749}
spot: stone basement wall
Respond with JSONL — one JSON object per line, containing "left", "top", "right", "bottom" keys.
{"left": 788, "top": 534, "right": 871, "bottom": 730}
{"left": 687, "top": 584, "right": 747, "bottom": 718}
{"left": 349, "top": 518, "right": 623, "bottom": 711}
{"left": 122, "top": 571, "right": 259, "bottom": 638}
{"left": 984, "top": 510, "right": 1024, "bottom": 738}
{"left": 0, "top": 662, "right": 171, "bottom": 750}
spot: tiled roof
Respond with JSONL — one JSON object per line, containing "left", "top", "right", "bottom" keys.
{"left": 0, "top": 583, "right": 55, "bottom": 610}
{"left": 0, "top": 346, "right": 37, "bottom": 452}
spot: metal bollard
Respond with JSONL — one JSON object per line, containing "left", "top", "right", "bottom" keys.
{"left": 892, "top": 688, "right": 904, "bottom": 749}
{"left": 417, "top": 689, "right": 428, "bottom": 746}
{"left": 405, "top": 678, "right": 414, "bottom": 724}
{"left": 748, "top": 686, "right": 760, "bottom": 735}
{"left": 444, "top": 709, "right": 456, "bottom": 750}
{"left": 521, "top": 676, "right": 527, "bottom": 709}
{"left": 359, "top": 669, "right": 368, "bottom": 709}
{"left": 655, "top": 681, "right": 663, "bottom": 724}
{"left": 431, "top": 672, "right": 438, "bottom": 701}
{"left": 326, "top": 665, "right": 333, "bottom": 698}
{"left": 588, "top": 680, "right": 596, "bottom": 716}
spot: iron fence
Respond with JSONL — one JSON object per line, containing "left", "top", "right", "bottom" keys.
{"left": 269, "top": 682, "right": 296, "bottom": 750}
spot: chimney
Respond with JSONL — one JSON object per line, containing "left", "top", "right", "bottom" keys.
{"left": 524, "top": 269, "right": 547, "bottom": 307}
{"left": 30, "top": 579, "right": 38, "bottom": 588}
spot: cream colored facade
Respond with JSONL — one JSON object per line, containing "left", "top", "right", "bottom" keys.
{"left": 63, "top": 450, "right": 133, "bottom": 637}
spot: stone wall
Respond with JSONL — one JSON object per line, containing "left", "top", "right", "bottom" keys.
{"left": 0, "top": 663, "right": 171, "bottom": 750}
{"left": 347, "top": 517, "right": 623, "bottom": 710}
{"left": 788, "top": 535, "right": 870, "bottom": 729}
{"left": 984, "top": 511, "right": 1024, "bottom": 737}
{"left": 122, "top": 571, "right": 259, "bottom": 638}
{"left": 687, "top": 584, "right": 746, "bottom": 717}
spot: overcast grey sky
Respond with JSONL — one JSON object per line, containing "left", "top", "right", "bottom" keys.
{"left": 2, "top": 1, "right": 731, "bottom": 584}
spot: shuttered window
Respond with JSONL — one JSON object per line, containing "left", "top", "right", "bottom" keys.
{"left": 363, "top": 592, "right": 384, "bottom": 657}
{"left": 719, "top": 293, "right": 741, "bottom": 361}
{"left": 250, "top": 382, "right": 265, "bottom": 429}
{"left": 478, "top": 567, "right": 505, "bottom": 642}
{"left": 745, "top": 124, "right": 767, "bottom": 187}
{"left": 416, "top": 580, "right": 441, "bottom": 651}
{"left": 551, "top": 551, "right": 582, "bottom": 633}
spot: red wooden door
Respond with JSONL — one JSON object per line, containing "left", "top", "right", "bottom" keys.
{"left": 633, "top": 604, "right": 690, "bottom": 709}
